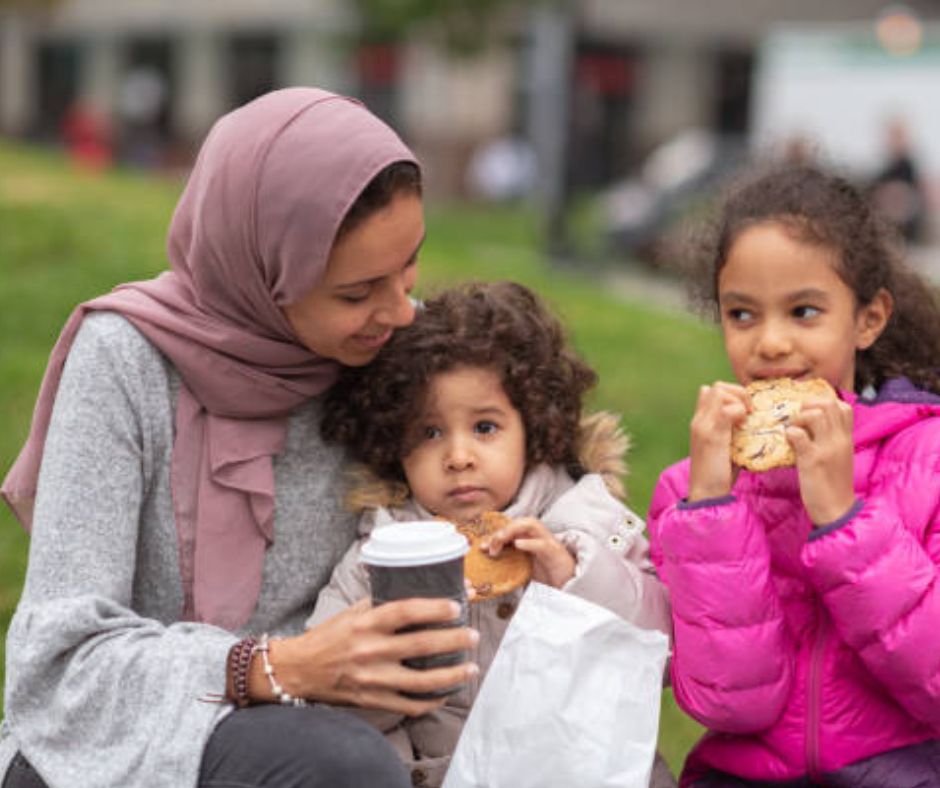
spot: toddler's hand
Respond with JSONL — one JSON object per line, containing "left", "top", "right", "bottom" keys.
{"left": 688, "top": 381, "right": 750, "bottom": 501}
{"left": 786, "top": 396, "right": 855, "bottom": 525}
{"left": 482, "top": 517, "right": 575, "bottom": 588}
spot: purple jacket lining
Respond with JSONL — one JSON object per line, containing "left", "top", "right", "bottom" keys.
{"left": 808, "top": 498, "right": 864, "bottom": 540}
{"left": 678, "top": 494, "right": 736, "bottom": 511}
{"left": 865, "top": 376, "right": 940, "bottom": 406}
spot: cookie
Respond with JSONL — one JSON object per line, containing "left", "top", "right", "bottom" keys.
{"left": 731, "top": 378, "right": 837, "bottom": 471}
{"left": 454, "top": 511, "right": 533, "bottom": 601}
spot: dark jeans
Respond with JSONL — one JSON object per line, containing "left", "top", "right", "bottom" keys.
{"left": 690, "top": 738, "right": 940, "bottom": 788}
{"left": 2, "top": 704, "right": 411, "bottom": 788}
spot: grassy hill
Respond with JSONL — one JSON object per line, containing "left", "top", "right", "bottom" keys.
{"left": 0, "top": 141, "right": 731, "bottom": 774}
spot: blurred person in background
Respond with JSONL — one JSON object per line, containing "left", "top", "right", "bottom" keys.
{"left": 59, "top": 100, "right": 112, "bottom": 171}
{"left": 870, "top": 116, "right": 926, "bottom": 245}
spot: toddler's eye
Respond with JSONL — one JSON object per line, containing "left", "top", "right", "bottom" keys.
{"left": 475, "top": 420, "right": 499, "bottom": 435}
{"left": 726, "top": 308, "right": 753, "bottom": 323}
{"left": 423, "top": 426, "right": 442, "bottom": 440}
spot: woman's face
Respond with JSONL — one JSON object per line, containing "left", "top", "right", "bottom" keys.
{"left": 283, "top": 192, "right": 425, "bottom": 366}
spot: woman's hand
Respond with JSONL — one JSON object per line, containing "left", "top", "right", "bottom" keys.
{"left": 261, "top": 598, "right": 479, "bottom": 717}
{"left": 786, "top": 397, "right": 855, "bottom": 525}
{"left": 482, "top": 516, "right": 575, "bottom": 588}
{"left": 688, "top": 382, "right": 750, "bottom": 501}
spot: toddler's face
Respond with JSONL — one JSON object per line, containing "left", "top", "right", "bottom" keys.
{"left": 401, "top": 365, "right": 526, "bottom": 523}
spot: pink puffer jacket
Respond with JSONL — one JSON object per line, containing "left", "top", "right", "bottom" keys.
{"left": 648, "top": 386, "right": 940, "bottom": 785}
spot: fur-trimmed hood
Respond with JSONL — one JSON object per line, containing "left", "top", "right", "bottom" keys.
{"left": 343, "top": 410, "right": 630, "bottom": 512}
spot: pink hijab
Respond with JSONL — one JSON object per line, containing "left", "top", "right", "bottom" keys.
{"left": 1, "top": 88, "right": 419, "bottom": 630}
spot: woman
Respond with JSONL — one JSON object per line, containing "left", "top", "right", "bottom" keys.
{"left": 0, "top": 88, "right": 477, "bottom": 788}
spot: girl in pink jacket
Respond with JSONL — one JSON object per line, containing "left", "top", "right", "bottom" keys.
{"left": 648, "top": 165, "right": 940, "bottom": 787}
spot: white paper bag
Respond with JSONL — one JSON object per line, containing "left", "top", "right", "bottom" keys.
{"left": 443, "top": 582, "right": 669, "bottom": 788}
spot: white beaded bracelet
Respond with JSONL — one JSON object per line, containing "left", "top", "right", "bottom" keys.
{"left": 254, "top": 634, "right": 308, "bottom": 707}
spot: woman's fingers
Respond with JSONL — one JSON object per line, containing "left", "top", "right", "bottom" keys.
{"left": 292, "top": 596, "right": 478, "bottom": 708}
{"left": 366, "top": 660, "right": 477, "bottom": 698}
{"left": 348, "top": 659, "right": 478, "bottom": 715}
{"left": 366, "top": 596, "right": 463, "bottom": 633}
{"left": 381, "top": 622, "right": 479, "bottom": 662}
{"left": 335, "top": 628, "right": 479, "bottom": 713}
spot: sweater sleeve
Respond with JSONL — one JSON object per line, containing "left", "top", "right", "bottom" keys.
{"left": 550, "top": 474, "right": 672, "bottom": 636}
{"left": 4, "top": 316, "right": 234, "bottom": 788}
{"left": 801, "top": 439, "right": 940, "bottom": 728}
{"left": 647, "top": 464, "right": 794, "bottom": 733}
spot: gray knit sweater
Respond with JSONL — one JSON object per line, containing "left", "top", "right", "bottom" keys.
{"left": 0, "top": 313, "right": 358, "bottom": 787}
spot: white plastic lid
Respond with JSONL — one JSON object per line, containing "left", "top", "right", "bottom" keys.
{"left": 360, "top": 521, "right": 469, "bottom": 567}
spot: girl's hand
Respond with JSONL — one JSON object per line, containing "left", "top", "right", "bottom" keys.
{"left": 688, "top": 382, "right": 750, "bottom": 501}
{"left": 786, "top": 397, "right": 855, "bottom": 525}
{"left": 482, "top": 516, "right": 576, "bottom": 588}
{"left": 263, "top": 598, "right": 479, "bottom": 717}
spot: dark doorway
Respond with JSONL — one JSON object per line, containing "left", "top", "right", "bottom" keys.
{"left": 569, "top": 40, "right": 639, "bottom": 190}
{"left": 713, "top": 48, "right": 753, "bottom": 135}
{"left": 355, "top": 40, "right": 401, "bottom": 127}
{"left": 35, "top": 40, "right": 81, "bottom": 141}
{"left": 229, "top": 33, "right": 280, "bottom": 109}
{"left": 119, "top": 37, "right": 174, "bottom": 165}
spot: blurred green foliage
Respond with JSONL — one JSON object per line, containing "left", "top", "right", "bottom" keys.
{"left": 0, "top": 140, "right": 729, "bottom": 774}
{"left": 0, "top": 0, "right": 58, "bottom": 9}
{"left": 353, "top": 0, "right": 547, "bottom": 52}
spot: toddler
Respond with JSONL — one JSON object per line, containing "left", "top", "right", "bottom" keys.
{"left": 310, "top": 280, "right": 674, "bottom": 787}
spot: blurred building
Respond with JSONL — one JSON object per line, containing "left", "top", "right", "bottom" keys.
{"left": 0, "top": 0, "right": 936, "bottom": 196}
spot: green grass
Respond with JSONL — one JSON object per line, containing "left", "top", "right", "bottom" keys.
{"left": 0, "top": 141, "right": 730, "bottom": 775}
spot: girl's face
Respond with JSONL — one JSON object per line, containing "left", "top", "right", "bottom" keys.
{"left": 401, "top": 365, "right": 527, "bottom": 523}
{"left": 282, "top": 192, "right": 424, "bottom": 366}
{"left": 718, "top": 221, "right": 890, "bottom": 391}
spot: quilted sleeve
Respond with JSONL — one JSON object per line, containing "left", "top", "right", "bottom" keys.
{"left": 549, "top": 474, "right": 672, "bottom": 635}
{"left": 802, "top": 431, "right": 940, "bottom": 729}
{"left": 647, "top": 464, "right": 794, "bottom": 733}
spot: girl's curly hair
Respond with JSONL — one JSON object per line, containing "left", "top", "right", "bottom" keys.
{"left": 321, "top": 280, "right": 598, "bottom": 482}
{"left": 685, "top": 163, "right": 940, "bottom": 395}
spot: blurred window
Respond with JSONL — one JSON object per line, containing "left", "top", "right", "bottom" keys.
{"left": 570, "top": 41, "right": 639, "bottom": 189}
{"left": 355, "top": 41, "right": 401, "bottom": 127}
{"left": 713, "top": 48, "right": 753, "bottom": 135}
{"left": 229, "top": 34, "right": 280, "bottom": 109}
{"left": 123, "top": 37, "right": 174, "bottom": 137}
{"left": 36, "top": 40, "right": 81, "bottom": 141}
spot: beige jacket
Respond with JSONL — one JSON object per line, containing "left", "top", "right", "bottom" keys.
{"left": 307, "top": 413, "right": 675, "bottom": 788}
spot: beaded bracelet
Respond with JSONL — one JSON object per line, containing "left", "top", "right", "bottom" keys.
{"left": 228, "top": 636, "right": 258, "bottom": 708}
{"left": 254, "top": 633, "right": 308, "bottom": 707}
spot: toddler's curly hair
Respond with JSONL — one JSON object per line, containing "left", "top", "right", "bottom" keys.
{"left": 321, "top": 280, "right": 598, "bottom": 483}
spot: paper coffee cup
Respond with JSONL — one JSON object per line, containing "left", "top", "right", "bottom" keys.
{"left": 361, "top": 521, "right": 470, "bottom": 697}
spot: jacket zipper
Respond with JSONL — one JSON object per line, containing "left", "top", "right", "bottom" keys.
{"left": 806, "top": 601, "right": 827, "bottom": 782}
